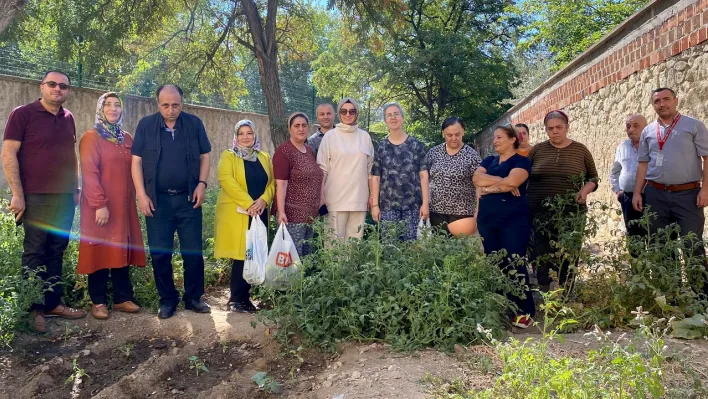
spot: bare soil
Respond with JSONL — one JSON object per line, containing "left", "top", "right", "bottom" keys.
{"left": 1, "top": 289, "right": 707, "bottom": 399}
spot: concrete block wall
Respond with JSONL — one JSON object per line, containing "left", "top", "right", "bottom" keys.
{"left": 0, "top": 75, "right": 272, "bottom": 190}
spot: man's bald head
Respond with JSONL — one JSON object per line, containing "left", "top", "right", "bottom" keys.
{"left": 625, "top": 114, "right": 647, "bottom": 143}
{"left": 156, "top": 84, "right": 184, "bottom": 124}
{"left": 316, "top": 103, "right": 335, "bottom": 131}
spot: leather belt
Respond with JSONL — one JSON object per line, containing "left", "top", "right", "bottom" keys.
{"left": 646, "top": 180, "right": 701, "bottom": 192}
{"left": 161, "top": 189, "right": 188, "bottom": 196}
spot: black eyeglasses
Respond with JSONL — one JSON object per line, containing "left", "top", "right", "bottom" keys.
{"left": 339, "top": 109, "right": 357, "bottom": 115}
{"left": 42, "top": 81, "right": 70, "bottom": 90}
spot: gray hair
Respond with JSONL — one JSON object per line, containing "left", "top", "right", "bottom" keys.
{"left": 383, "top": 102, "right": 405, "bottom": 119}
{"left": 543, "top": 110, "right": 569, "bottom": 126}
{"left": 235, "top": 119, "right": 255, "bottom": 134}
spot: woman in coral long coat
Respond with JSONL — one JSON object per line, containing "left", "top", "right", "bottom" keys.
{"left": 214, "top": 120, "right": 275, "bottom": 313}
{"left": 78, "top": 92, "right": 146, "bottom": 320}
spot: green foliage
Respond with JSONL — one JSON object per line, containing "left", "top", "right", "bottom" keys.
{"left": 1, "top": 0, "right": 325, "bottom": 142}
{"left": 457, "top": 295, "right": 666, "bottom": 398}
{"left": 517, "top": 0, "right": 649, "bottom": 70}
{"left": 670, "top": 314, "right": 708, "bottom": 340}
{"left": 65, "top": 358, "right": 89, "bottom": 385}
{"left": 485, "top": 304, "right": 664, "bottom": 398}
{"left": 256, "top": 223, "right": 520, "bottom": 351}
{"left": 534, "top": 188, "right": 597, "bottom": 298}
{"left": 570, "top": 207, "right": 708, "bottom": 333}
{"left": 314, "top": 0, "right": 517, "bottom": 133}
{"left": 188, "top": 355, "right": 209, "bottom": 376}
{"left": 118, "top": 342, "right": 134, "bottom": 358}
{"left": 252, "top": 371, "right": 283, "bottom": 394}
{"left": 0, "top": 189, "right": 231, "bottom": 347}
{"left": 0, "top": 199, "right": 45, "bottom": 347}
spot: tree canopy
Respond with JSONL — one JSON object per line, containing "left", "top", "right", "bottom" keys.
{"left": 518, "top": 0, "right": 649, "bottom": 70}
{"left": 315, "top": 0, "right": 519, "bottom": 143}
{"left": 0, "top": 0, "right": 652, "bottom": 144}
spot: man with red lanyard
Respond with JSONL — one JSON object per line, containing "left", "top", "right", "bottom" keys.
{"left": 633, "top": 87, "right": 708, "bottom": 291}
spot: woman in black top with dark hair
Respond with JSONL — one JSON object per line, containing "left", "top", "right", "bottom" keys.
{"left": 474, "top": 125, "right": 535, "bottom": 329}
{"left": 426, "top": 117, "right": 482, "bottom": 236}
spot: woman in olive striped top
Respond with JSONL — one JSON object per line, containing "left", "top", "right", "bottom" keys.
{"left": 527, "top": 110, "right": 599, "bottom": 294}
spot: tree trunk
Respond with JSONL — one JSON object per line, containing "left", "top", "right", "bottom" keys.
{"left": 0, "top": 0, "right": 25, "bottom": 34}
{"left": 256, "top": 50, "right": 287, "bottom": 147}
{"left": 241, "top": 0, "right": 288, "bottom": 148}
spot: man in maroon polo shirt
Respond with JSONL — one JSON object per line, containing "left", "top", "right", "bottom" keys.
{"left": 2, "top": 70, "right": 87, "bottom": 332}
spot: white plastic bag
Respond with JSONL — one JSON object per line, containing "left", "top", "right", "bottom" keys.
{"left": 416, "top": 218, "right": 432, "bottom": 240}
{"left": 264, "top": 223, "right": 301, "bottom": 290}
{"left": 243, "top": 216, "right": 268, "bottom": 285}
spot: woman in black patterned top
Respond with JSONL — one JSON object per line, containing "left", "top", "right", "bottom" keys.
{"left": 370, "top": 103, "right": 429, "bottom": 241}
{"left": 427, "top": 117, "right": 482, "bottom": 236}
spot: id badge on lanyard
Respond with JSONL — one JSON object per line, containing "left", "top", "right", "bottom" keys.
{"left": 656, "top": 114, "right": 681, "bottom": 167}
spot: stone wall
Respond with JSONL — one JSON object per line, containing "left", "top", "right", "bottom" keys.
{"left": 475, "top": 0, "right": 708, "bottom": 235}
{"left": 0, "top": 75, "right": 272, "bottom": 189}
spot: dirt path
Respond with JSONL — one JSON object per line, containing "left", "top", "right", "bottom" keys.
{"left": 2, "top": 290, "right": 707, "bottom": 399}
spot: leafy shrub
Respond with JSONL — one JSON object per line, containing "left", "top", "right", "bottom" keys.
{"left": 0, "top": 189, "right": 229, "bottom": 342}
{"left": 428, "top": 294, "right": 680, "bottom": 399}
{"left": 571, "top": 207, "right": 708, "bottom": 332}
{"left": 257, "top": 223, "right": 521, "bottom": 351}
{"left": 0, "top": 199, "right": 44, "bottom": 347}
{"left": 476, "top": 296, "right": 666, "bottom": 399}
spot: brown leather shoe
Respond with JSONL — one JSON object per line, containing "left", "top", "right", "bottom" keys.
{"left": 113, "top": 301, "right": 140, "bottom": 313}
{"left": 45, "top": 304, "right": 87, "bottom": 319}
{"left": 91, "top": 304, "right": 109, "bottom": 320}
{"left": 31, "top": 311, "right": 46, "bottom": 333}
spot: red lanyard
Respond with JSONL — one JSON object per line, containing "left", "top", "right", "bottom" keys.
{"left": 656, "top": 113, "right": 681, "bottom": 151}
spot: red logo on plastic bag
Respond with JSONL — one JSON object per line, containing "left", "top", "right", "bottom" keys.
{"left": 275, "top": 252, "right": 293, "bottom": 268}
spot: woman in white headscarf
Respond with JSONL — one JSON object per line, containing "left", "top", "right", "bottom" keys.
{"left": 214, "top": 119, "right": 275, "bottom": 313}
{"left": 316, "top": 98, "right": 374, "bottom": 241}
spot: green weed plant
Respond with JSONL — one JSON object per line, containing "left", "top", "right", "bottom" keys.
{"left": 428, "top": 292, "right": 669, "bottom": 399}
{"left": 0, "top": 198, "right": 44, "bottom": 347}
{"left": 571, "top": 206, "right": 708, "bottom": 334}
{"left": 256, "top": 222, "right": 521, "bottom": 351}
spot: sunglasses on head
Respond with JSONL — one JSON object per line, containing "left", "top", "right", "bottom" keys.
{"left": 339, "top": 108, "right": 357, "bottom": 115}
{"left": 42, "top": 81, "right": 70, "bottom": 90}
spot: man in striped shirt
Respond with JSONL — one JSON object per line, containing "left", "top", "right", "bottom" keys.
{"left": 610, "top": 114, "right": 647, "bottom": 255}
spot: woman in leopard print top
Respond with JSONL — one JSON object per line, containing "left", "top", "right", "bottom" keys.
{"left": 427, "top": 117, "right": 482, "bottom": 236}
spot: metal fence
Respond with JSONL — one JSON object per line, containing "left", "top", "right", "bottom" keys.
{"left": 0, "top": 48, "right": 319, "bottom": 119}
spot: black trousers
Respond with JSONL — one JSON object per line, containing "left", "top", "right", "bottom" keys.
{"left": 478, "top": 220, "right": 536, "bottom": 317}
{"left": 644, "top": 186, "right": 705, "bottom": 243}
{"left": 22, "top": 193, "right": 75, "bottom": 312}
{"left": 644, "top": 185, "right": 707, "bottom": 292}
{"left": 619, "top": 192, "right": 647, "bottom": 257}
{"left": 87, "top": 267, "right": 134, "bottom": 305}
{"left": 530, "top": 209, "right": 586, "bottom": 291}
{"left": 229, "top": 214, "right": 267, "bottom": 303}
{"left": 145, "top": 193, "right": 204, "bottom": 307}
{"left": 429, "top": 212, "right": 472, "bottom": 236}
{"left": 230, "top": 259, "right": 250, "bottom": 303}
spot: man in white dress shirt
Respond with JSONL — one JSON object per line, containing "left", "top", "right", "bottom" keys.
{"left": 610, "top": 114, "right": 647, "bottom": 256}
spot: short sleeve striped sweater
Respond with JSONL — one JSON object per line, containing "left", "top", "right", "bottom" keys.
{"left": 526, "top": 140, "right": 599, "bottom": 213}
